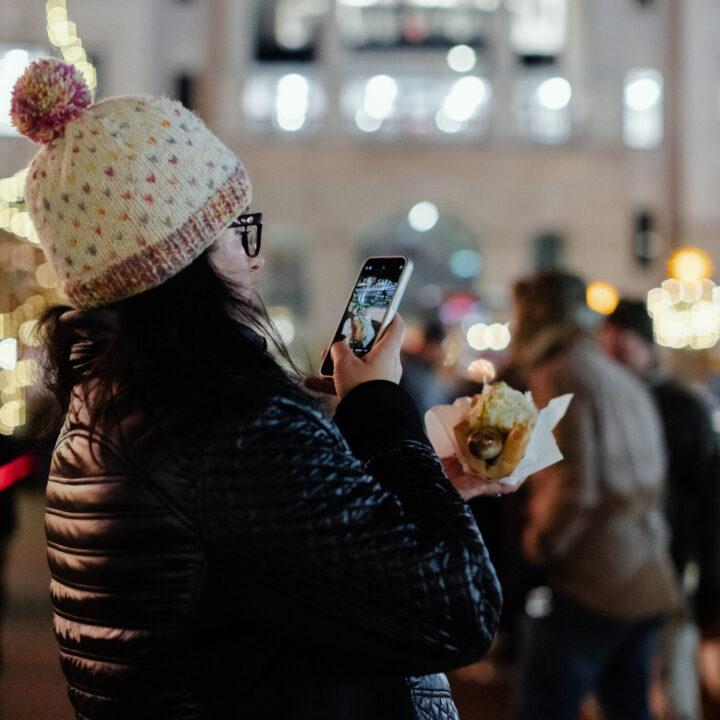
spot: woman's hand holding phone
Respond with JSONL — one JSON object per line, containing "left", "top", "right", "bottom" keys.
{"left": 305, "top": 315, "right": 406, "bottom": 400}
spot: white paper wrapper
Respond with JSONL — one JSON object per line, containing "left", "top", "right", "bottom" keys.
{"left": 424, "top": 393, "right": 574, "bottom": 486}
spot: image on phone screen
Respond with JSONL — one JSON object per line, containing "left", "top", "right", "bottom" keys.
{"left": 320, "top": 257, "right": 407, "bottom": 377}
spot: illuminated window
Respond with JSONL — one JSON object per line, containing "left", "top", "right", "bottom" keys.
{"left": 335, "top": 0, "right": 496, "bottom": 50}
{"left": 341, "top": 73, "right": 492, "bottom": 140}
{"left": 507, "top": 0, "right": 567, "bottom": 63}
{"left": 255, "top": 0, "right": 329, "bottom": 62}
{"left": 242, "top": 71, "right": 327, "bottom": 134}
{"left": 516, "top": 74, "right": 572, "bottom": 144}
{"left": 623, "top": 68, "right": 663, "bottom": 149}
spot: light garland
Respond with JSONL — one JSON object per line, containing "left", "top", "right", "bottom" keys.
{"left": 646, "top": 248, "right": 720, "bottom": 350}
{"left": 0, "top": 0, "right": 97, "bottom": 247}
{"left": 647, "top": 278, "right": 720, "bottom": 350}
{"left": 0, "top": 0, "right": 97, "bottom": 434}
{"left": 45, "top": 0, "right": 97, "bottom": 92}
{"left": 0, "top": 169, "right": 37, "bottom": 243}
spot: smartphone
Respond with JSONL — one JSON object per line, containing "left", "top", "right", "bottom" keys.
{"left": 320, "top": 256, "right": 413, "bottom": 377}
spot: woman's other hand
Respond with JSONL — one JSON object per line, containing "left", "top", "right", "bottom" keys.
{"left": 441, "top": 456, "right": 524, "bottom": 501}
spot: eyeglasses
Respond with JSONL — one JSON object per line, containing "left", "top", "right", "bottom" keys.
{"left": 229, "top": 212, "right": 263, "bottom": 257}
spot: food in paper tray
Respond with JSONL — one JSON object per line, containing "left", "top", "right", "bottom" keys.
{"left": 453, "top": 381, "right": 539, "bottom": 479}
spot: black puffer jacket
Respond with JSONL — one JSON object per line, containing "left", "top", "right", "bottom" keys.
{"left": 46, "top": 332, "right": 502, "bottom": 719}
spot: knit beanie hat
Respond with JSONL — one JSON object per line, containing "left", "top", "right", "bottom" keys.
{"left": 10, "top": 58, "right": 251, "bottom": 309}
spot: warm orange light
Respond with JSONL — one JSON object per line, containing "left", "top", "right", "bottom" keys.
{"left": 587, "top": 281, "right": 619, "bottom": 315}
{"left": 668, "top": 247, "right": 713, "bottom": 282}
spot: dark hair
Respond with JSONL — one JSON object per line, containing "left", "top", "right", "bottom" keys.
{"left": 39, "top": 250, "right": 307, "bottom": 436}
{"left": 605, "top": 298, "right": 654, "bottom": 344}
{"left": 507, "top": 270, "right": 590, "bottom": 372}
{"left": 511, "top": 271, "right": 587, "bottom": 338}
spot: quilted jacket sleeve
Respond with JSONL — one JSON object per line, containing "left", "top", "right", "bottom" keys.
{"left": 201, "top": 381, "right": 502, "bottom": 677}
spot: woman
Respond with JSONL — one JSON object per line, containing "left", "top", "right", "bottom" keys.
{"left": 12, "top": 59, "right": 506, "bottom": 719}
{"left": 507, "top": 271, "right": 679, "bottom": 720}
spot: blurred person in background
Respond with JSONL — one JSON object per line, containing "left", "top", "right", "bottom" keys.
{"left": 400, "top": 320, "right": 456, "bottom": 416}
{"left": 507, "top": 271, "right": 679, "bottom": 720}
{"left": 599, "top": 299, "right": 720, "bottom": 720}
{"left": 10, "top": 58, "right": 514, "bottom": 720}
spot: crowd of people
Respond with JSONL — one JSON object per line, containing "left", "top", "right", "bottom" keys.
{"left": 0, "top": 56, "right": 718, "bottom": 720}
{"left": 402, "top": 280, "right": 720, "bottom": 720}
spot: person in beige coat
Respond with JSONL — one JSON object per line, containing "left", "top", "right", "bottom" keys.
{"left": 509, "top": 271, "right": 679, "bottom": 720}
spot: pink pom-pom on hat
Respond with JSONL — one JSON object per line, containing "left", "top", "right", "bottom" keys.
{"left": 10, "top": 58, "right": 92, "bottom": 144}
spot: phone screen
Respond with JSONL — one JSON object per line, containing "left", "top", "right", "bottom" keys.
{"left": 320, "top": 257, "right": 407, "bottom": 377}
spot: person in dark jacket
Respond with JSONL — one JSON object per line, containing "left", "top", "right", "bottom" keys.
{"left": 11, "top": 58, "right": 508, "bottom": 719}
{"left": 599, "top": 298, "right": 720, "bottom": 720}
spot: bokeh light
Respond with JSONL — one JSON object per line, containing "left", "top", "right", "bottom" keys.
{"left": 586, "top": 281, "right": 619, "bottom": 315}
{"left": 447, "top": 45, "right": 477, "bottom": 73}
{"left": 536, "top": 77, "right": 572, "bottom": 110}
{"left": 449, "top": 249, "right": 482, "bottom": 278}
{"left": 363, "top": 75, "right": 398, "bottom": 120}
{"left": 648, "top": 275, "right": 720, "bottom": 349}
{"left": 408, "top": 201, "right": 439, "bottom": 232}
{"left": 0, "top": 338, "right": 18, "bottom": 371}
{"left": 624, "top": 75, "right": 662, "bottom": 111}
{"left": 466, "top": 322, "right": 510, "bottom": 351}
{"left": 668, "top": 247, "right": 713, "bottom": 282}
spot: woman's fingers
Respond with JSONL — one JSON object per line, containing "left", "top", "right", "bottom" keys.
{"left": 330, "top": 338, "right": 353, "bottom": 364}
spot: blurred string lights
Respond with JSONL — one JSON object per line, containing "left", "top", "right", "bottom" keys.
{"left": 647, "top": 248, "right": 720, "bottom": 350}
{"left": 582, "top": 250, "right": 720, "bottom": 350}
{"left": 0, "top": 0, "right": 97, "bottom": 434}
{"left": 466, "top": 321, "right": 511, "bottom": 351}
{"left": 1, "top": 0, "right": 97, "bottom": 240}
